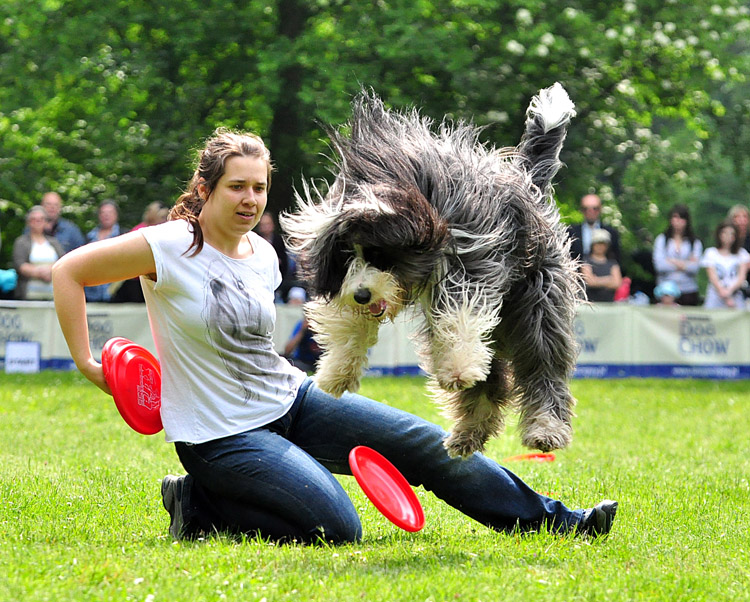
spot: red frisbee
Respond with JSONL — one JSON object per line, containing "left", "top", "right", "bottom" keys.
{"left": 503, "top": 452, "right": 556, "bottom": 463}
{"left": 348, "top": 446, "right": 425, "bottom": 532}
{"left": 101, "top": 337, "right": 163, "bottom": 435}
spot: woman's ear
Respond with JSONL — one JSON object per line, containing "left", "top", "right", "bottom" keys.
{"left": 197, "top": 180, "right": 208, "bottom": 201}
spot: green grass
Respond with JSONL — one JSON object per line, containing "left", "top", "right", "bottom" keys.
{"left": 1, "top": 373, "right": 749, "bottom": 601}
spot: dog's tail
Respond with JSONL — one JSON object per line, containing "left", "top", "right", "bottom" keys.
{"left": 518, "top": 83, "right": 576, "bottom": 196}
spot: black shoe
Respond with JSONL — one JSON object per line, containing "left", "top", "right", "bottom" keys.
{"left": 161, "top": 475, "right": 186, "bottom": 540}
{"left": 578, "top": 500, "right": 618, "bottom": 537}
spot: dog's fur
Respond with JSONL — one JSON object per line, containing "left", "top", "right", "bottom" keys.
{"left": 280, "top": 83, "right": 583, "bottom": 458}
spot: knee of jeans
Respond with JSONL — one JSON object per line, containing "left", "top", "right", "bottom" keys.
{"left": 310, "top": 514, "right": 362, "bottom": 545}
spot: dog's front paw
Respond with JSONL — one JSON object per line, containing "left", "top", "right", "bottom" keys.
{"left": 435, "top": 364, "right": 486, "bottom": 392}
{"left": 443, "top": 429, "right": 485, "bottom": 459}
{"left": 314, "top": 371, "right": 360, "bottom": 398}
{"left": 520, "top": 417, "right": 572, "bottom": 452}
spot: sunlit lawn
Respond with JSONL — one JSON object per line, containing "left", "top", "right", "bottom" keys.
{"left": 1, "top": 372, "right": 748, "bottom": 601}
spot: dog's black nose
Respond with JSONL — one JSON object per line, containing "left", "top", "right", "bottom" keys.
{"left": 353, "top": 288, "right": 372, "bottom": 305}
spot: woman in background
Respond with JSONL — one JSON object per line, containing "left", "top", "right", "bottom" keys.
{"left": 652, "top": 204, "right": 702, "bottom": 306}
{"left": 12, "top": 206, "right": 65, "bottom": 300}
{"left": 701, "top": 220, "right": 750, "bottom": 310}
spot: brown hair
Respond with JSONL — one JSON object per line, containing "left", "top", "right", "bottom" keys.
{"left": 715, "top": 219, "right": 740, "bottom": 254}
{"left": 170, "top": 128, "right": 273, "bottom": 256}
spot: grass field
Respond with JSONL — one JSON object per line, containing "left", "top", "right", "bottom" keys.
{"left": 1, "top": 372, "right": 749, "bottom": 601}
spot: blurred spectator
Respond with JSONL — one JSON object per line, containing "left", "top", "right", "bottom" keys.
{"left": 111, "top": 203, "right": 169, "bottom": 303}
{"left": 653, "top": 280, "right": 681, "bottom": 307}
{"left": 701, "top": 220, "right": 750, "bottom": 310}
{"left": 41, "top": 191, "right": 85, "bottom": 254}
{"left": 132, "top": 202, "right": 169, "bottom": 231}
{"left": 581, "top": 229, "right": 622, "bottom": 302}
{"left": 85, "top": 200, "right": 121, "bottom": 302}
{"left": 568, "top": 193, "right": 621, "bottom": 264}
{"left": 652, "top": 204, "right": 702, "bottom": 306}
{"left": 286, "top": 286, "right": 307, "bottom": 306}
{"left": 283, "top": 315, "right": 321, "bottom": 373}
{"left": 12, "top": 206, "right": 65, "bottom": 300}
{"left": 727, "top": 204, "right": 750, "bottom": 298}
{"left": 255, "top": 212, "right": 291, "bottom": 300}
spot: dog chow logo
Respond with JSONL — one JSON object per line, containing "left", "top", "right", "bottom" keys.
{"left": 574, "top": 319, "right": 598, "bottom": 354}
{"left": 678, "top": 315, "right": 729, "bottom": 356}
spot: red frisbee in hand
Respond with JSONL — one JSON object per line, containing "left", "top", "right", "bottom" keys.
{"left": 348, "top": 446, "right": 425, "bottom": 532}
{"left": 101, "top": 337, "right": 163, "bottom": 435}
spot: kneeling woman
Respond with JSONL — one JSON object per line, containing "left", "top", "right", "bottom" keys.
{"left": 52, "top": 129, "right": 617, "bottom": 543}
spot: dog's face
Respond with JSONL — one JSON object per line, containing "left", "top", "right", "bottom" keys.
{"left": 293, "top": 183, "right": 450, "bottom": 319}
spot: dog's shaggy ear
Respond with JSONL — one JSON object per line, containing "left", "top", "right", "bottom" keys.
{"left": 281, "top": 183, "right": 449, "bottom": 299}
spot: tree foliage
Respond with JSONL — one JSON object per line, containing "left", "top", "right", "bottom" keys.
{"left": 1, "top": 0, "right": 748, "bottom": 270}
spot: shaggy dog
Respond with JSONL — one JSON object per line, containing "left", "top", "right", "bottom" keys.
{"left": 280, "top": 83, "right": 583, "bottom": 458}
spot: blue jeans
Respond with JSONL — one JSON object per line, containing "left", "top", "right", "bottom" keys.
{"left": 174, "top": 378, "right": 584, "bottom": 543}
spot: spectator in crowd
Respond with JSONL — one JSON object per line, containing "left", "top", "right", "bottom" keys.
{"left": 41, "top": 191, "right": 85, "bottom": 254}
{"left": 701, "top": 220, "right": 750, "bottom": 310}
{"left": 283, "top": 287, "right": 322, "bottom": 373}
{"left": 132, "top": 202, "right": 170, "bottom": 231}
{"left": 111, "top": 203, "right": 169, "bottom": 303}
{"left": 580, "top": 229, "right": 622, "bottom": 302}
{"left": 727, "top": 204, "right": 750, "bottom": 298}
{"left": 653, "top": 280, "right": 681, "bottom": 307}
{"left": 255, "top": 212, "right": 290, "bottom": 301}
{"left": 85, "top": 200, "right": 121, "bottom": 302}
{"left": 568, "top": 193, "right": 621, "bottom": 265}
{"left": 12, "top": 206, "right": 65, "bottom": 300}
{"left": 652, "top": 204, "right": 702, "bottom": 306}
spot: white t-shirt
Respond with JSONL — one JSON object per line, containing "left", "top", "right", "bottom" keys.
{"left": 140, "top": 220, "right": 306, "bottom": 443}
{"left": 700, "top": 246, "right": 750, "bottom": 309}
{"left": 26, "top": 240, "right": 59, "bottom": 300}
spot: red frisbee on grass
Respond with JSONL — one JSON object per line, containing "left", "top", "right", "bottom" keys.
{"left": 502, "top": 452, "right": 556, "bottom": 463}
{"left": 101, "top": 337, "right": 163, "bottom": 435}
{"left": 348, "top": 446, "right": 425, "bottom": 532}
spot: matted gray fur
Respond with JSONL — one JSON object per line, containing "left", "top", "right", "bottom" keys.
{"left": 280, "top": 83, "right": 583, "bottom": 458}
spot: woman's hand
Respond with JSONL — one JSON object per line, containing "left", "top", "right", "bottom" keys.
{"left": 79, "top": 357, "right": 112, "bottom": 395}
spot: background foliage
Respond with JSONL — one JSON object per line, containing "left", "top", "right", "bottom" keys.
{"left": 1, "top": 0, "right": 749, "bottom": 274}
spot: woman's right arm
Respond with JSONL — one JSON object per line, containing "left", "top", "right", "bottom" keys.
{"left": 51, "top": 231, "right": 156, "bottom": 393}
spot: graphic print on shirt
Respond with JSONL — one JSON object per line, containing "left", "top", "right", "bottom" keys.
{"left": 201, "top": 258, "right": 279, "bottom": 404}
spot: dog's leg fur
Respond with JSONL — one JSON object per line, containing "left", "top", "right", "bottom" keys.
{"left": 424, "top": 288, "right": 499, "bottom": 392}
{"left": 501, "top": 262, "right": 578, "bottom": 452}
{"left": 306, "top": 299, "right": 380, "bottom": 397}
{"left": 433, "top": 358, "right": 514, "bottom": 458}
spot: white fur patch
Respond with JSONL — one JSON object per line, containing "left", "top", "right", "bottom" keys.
{"left": 528, "top": 82, "right": 576, "bottom": 133}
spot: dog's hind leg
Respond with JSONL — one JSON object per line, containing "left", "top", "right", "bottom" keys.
{"left": 502, "top": 265, "right": 579, "bottom": 452}
{"left": 434, "top": 358, "right": 514, "bottom": 458}
{"left": 306, "top": 299, "right": 380, "bottom": 397}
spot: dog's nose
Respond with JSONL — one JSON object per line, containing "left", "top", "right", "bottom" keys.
{"left": 353, "top": 287, "right": 372, "bottom": 305}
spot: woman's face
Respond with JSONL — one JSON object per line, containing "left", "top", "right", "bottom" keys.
{"left": 199, "top": 155, "right": 268, "bottom": 236}
{"left": 27, "top": 211, "right": 47, "bottom": 235}
{"left": 719, "top": 226, "right": 736, "bottom": 249}
{"left": 670, "top": 213, "right": 687, "bottom": 234}
{"left": 732, "top": 210, "right": 749, "bottom": 232}
{"left": 98, "top": 204, "right": 118, "bottom": 229}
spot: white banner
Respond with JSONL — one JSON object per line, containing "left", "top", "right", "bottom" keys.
{"left": 2, "top": 301, "right": 748, "bottom": 379}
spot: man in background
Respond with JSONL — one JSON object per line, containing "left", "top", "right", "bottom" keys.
{"left": 568, "top": 193, "right": 621, "bottom": 264}
{"left": 41, "top": 192, "right": 85, "bottom": 254}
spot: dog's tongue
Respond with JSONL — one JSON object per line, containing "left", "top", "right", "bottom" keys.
{"left": 369, "top": 300, "right": 387, "bottom": 316}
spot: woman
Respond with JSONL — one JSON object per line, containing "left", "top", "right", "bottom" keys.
{"left": 52, "top": 129, "right": 616, "bottom": 543}
{"left": 652, "top": 204, "right": 703, "bottom": 306}
{"left": 701, "top": 220, "right": 750, "bottom": 310}
{"left": 84, "top": 200, "right": 122, "bottom": 302}
{"left": 727, "top": 204, "right": 750, "bottom": 299}
{"left": 581, "top": 229, "right": 622, "bottom": 302}
{"left": 13, "top": 206, "right": 65, "bottom": 300}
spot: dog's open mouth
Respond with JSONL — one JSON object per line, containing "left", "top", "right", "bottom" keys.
{"left": 368, "top": 300, "right": 387, "bottom": 318}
